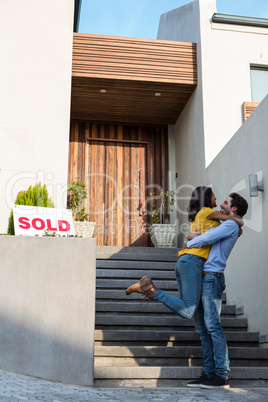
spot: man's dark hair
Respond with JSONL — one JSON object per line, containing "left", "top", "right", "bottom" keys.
{"left": 229, "top": 192, "right": 248, "bottom": 218}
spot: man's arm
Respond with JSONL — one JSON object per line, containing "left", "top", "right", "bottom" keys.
{"left": 187, "top": 220, "right": 238, "bottom": 249}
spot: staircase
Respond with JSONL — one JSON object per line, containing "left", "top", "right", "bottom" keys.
{"left": 94, "top": 246, "right": 268, "bottom": 387}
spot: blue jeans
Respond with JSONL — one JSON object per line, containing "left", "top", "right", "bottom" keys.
{"left": 194, "top": 272, "right": 230, "bottom": 379}
{"left": 153, "top": 254, "right": 204, "bottom": 319}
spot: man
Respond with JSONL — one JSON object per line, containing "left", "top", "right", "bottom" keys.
{"left": 186, "top": 192, "right": 248, "bottom": 389}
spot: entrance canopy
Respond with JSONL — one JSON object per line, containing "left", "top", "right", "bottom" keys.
{"left": 71, "top": 33, "right": 197, "bottom": 125}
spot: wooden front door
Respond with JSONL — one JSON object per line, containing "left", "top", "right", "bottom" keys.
{"left": 87, "top": 139, "right": 147, "bottom": 246}
{"left": 69, "top": 122, "right": 169, "bottom": 246}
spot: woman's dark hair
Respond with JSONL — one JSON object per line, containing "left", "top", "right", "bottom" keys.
{"left": 187, "top": 186, "right": 213, "bottom": 222}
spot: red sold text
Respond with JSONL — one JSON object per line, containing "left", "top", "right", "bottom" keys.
{"left": 18, "top": 217, "right": 71, "bottom": 232}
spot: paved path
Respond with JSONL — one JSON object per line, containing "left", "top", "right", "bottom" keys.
{"left": 0, "top": 370, "right": 268, "bottom": 401}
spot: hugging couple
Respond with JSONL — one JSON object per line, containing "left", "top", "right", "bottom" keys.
{"left": 126, "top": 186, "right": 248, "bottom": 389}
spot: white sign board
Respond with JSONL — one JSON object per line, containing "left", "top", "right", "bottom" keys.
{"left": 13, "top": 205, "right": 76, "bottom": 236}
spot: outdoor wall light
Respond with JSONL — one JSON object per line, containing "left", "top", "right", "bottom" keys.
{"left": 155, "top": 92, "right": 161, "bottom": 97}
{"left": 249, "top": 174, "right": 264, "bottom": 197}
{"left": 100, "top": 89, "right": 106, "bottom": 93}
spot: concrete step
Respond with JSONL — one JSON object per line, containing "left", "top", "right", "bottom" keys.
{"left": 96, "top": 291, "right": 227, "bottom": 303}
{"left": 96, "top": 289, "right": 179, "bottom": 300}
{"left": 95, "top": 329, "right": 259, "bottom": 347}
{"left": 94, "top": 366, "right": 268, "bottom": 387}
{"left": 96, "top": 269, "right": 176, "bottom": 280}
{"left": 95, "top": 314, "right": 248, "bottom": 331}
{"left": 96, "top": 246, "right": 180, "bottom": 261}
{"left": 95, "top": 356, "right": 268, "bottom": 367}
{"left": 95, "top": 301, "right": 236, "bottom": 316}
{"left": 95, "top": 345, "right": 268, "bottom": 359}
{"left": 97, "top": 260, "right": 176, "bottom": 270}
{"left": 96, "top": 279, "right": 178, "bottom": 289}
{"left": 94, "top": 346, "right": 268, "bottom": 367}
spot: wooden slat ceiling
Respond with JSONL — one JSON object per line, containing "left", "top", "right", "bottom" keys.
{"left": 71, "top": 33, "right": 197, "bottom": 125}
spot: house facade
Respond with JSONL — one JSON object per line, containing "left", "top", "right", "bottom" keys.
{"left": 0, "top": 0, "right": 268, "bottom": 334}
{"left": 69, "top": 32, "right": 197, "bottom": 246}
{"left": 0, "top": 0, "right": 74, "bottom": 233}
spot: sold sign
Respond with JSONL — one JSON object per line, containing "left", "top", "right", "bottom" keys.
{"left": 13, "top": 205, "right": 75, "bottom": 236}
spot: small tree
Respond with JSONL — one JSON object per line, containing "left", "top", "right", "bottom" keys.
{"left": 7, "top": 183, "right": 54, "bottom": 235}
{"left": 67, "top": 178, "right": 89, "bottom": 222}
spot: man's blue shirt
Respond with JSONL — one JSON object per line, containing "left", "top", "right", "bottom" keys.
{"left": 187, "top": 220, "right": 239, "bottom": 273}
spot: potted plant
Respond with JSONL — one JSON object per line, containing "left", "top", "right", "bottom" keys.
{"left": 146, "top": 190, "right": 176, "bottom": 247}
{"left": 67, "top": 178, "right": 95, "bottom": 238}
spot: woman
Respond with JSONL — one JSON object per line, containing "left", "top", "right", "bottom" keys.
{"left": 125, "top": 186, "right": 242, "bottom": 319}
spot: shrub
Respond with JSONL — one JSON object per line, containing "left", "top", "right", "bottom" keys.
{"left": 7, "top": 183, "right": 54, "bottom": 235}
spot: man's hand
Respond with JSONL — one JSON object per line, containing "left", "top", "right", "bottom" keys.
{"left": 187, "top": 228, "right": 201, "bottom": 241}
{"left": 238, "top": 227, "right": 243, "bottom": 238}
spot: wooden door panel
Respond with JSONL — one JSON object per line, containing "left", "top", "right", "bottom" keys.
{"left": 86, "top": 141, "right": 147, "bottom": 246}
{"left": 68, "top": 122, "right": 168, "bottom": 246}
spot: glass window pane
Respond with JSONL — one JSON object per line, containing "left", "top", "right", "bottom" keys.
{"left": 251, "top": 67, "right": 268, "bottom": 103}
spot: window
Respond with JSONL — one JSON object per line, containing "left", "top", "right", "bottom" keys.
{"left": 250, "top": 66, "right": 268, "bottom": 103}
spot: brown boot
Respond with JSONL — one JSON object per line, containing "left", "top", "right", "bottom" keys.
{"left": 125, "top": 275, "right": 158, "bottom": 299}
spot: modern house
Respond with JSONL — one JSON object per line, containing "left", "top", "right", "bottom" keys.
{"left": 0, "top": 0, "right": 268, "bottom": 387}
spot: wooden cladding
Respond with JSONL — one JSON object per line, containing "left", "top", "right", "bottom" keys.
{"left": 72, "top": 33, "right": 197, "bottom": 85}
{"left": 71, "top": 78, "right": 196, "bottom": 125}
{"left": 68, "top": 122, "right": 169, "bottom": 246}
{"left": 71, "top": 33, "right": 197, "bottom": 125}
{"left": 243, "top": 102, "right": 260, "bottom": 121}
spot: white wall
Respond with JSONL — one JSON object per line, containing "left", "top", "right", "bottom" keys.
{"left": 158, "top": 0, "right": 268, "bottom": 335}
{"left": 159, "top": 0, "right": 268, "bottom": 168}
{"left": 206, "top": 94, "right": 268, "bottom": 335}
{"left": 200, "top": 0, "right": 268, "bottom": 166}
{"left": 0, "top": 0, "right": 74, "bottom": 233}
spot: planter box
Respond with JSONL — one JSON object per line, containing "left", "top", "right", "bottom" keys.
{"left": 149, "top": 223, "right": 176, "bottom": 248}
{"left": 73, "top": 221, "right": 95, "bottom": 238}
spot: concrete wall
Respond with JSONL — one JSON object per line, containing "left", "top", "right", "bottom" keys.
{"left": 158, "top": 0, "right": 268, "bottom": 335}
{"left": 0, "top": 236, "right": 96, "bottom": 386}
{"left": 0, "top": 0, "right": 74, "bottom": 233}
{"left": 205, "top": 95, "right": 268, "bottom": 335}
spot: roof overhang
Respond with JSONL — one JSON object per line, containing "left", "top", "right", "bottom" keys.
{"left": 212, "top": 13, "right": 268, "bottom": 28}
{"left": 71, "top": 33, "right": 197, "bottom": 125}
